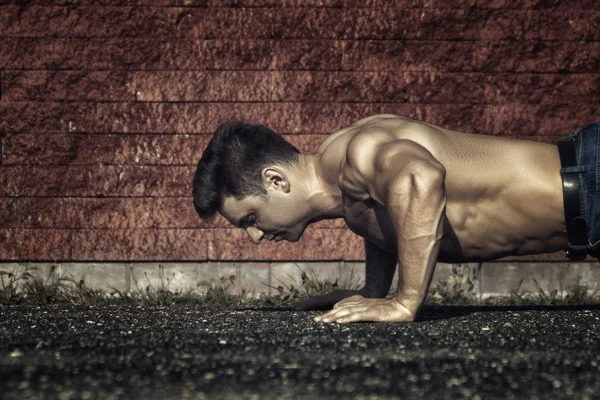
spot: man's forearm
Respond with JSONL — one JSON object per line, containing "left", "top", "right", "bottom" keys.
{"left": 388, "top": 166, "right": 447, "bottom": 314}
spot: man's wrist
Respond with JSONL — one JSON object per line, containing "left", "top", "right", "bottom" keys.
{"left": 392, "top": 294, "right": 422, "bottom": 316}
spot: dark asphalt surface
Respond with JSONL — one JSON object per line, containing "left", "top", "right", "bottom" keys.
{"left": 1, "top": 304, "right": 599, "bottom": 399}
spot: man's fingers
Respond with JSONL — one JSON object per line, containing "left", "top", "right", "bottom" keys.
{"left": 336, "top": 312, "right": 370, "bottom": 324}
{"left": 314, "top": 305, "right": 368, "bottom": 323}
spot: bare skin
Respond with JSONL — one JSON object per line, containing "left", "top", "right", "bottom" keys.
{"left": 218, "top": 114, "right": 570, "bottom": 323}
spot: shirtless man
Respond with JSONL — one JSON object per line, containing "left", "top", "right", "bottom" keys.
{"left": 192, "top": 114, "right": 600, "bottom": 323}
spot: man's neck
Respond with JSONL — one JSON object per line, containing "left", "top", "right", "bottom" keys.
{"left": 299, "top": 153, "right": 345, "bottom": 221}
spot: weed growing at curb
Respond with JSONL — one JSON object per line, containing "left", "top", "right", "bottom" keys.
{"left": 0, "top": 264, "right": 108, "bottom": 306}
{"left": 257, "top": 263, "right": 364, "bottom": 307}
{"left": 426, "top": 263, "right": 481, "bottom": 305}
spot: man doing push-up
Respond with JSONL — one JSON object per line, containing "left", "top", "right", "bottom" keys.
{"left": 192, "top": 114, "right": 600, "bottom": 323}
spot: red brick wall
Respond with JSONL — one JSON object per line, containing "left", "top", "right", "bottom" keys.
{"left": 0, "top": 0, "right": 598, "bottom": 262}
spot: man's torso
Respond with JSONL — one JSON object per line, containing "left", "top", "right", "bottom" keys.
{"left": 316, "top": 115, "right": 568, "bottom": 262}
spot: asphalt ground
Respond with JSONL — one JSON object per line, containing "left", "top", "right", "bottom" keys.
{"left": 1, "top": 304, "right": 599, "bottom": 400}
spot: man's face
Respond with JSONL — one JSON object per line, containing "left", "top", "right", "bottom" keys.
{"left": 219, "top": 192, "right": 310, "bottom": 244}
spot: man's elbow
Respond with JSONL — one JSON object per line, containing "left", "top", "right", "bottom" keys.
{"left": 410, "top": 161, "right": 445, "bottom": 183}
{"left": 403, "top": 161, "right": 446, "bottom": 198}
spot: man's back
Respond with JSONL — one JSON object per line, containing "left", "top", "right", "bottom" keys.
{"left": 315, "top": 115, "right": 568, "bottom": 262}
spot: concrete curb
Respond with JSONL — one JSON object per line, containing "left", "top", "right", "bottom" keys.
{"left": 1, "top": 261, "right": 599, "bottom": 300}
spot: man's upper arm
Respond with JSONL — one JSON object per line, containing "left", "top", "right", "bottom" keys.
{"left": 345, "top": 129, "right": 446, "bottom": 205}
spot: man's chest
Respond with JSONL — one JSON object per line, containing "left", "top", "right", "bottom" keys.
{"left": 342, "top": 196, "right": 398, "bottom": 253}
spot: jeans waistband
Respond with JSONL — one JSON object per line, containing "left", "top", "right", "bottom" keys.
{"left": 557, "top": 135, "right": 589, "bottom": 261}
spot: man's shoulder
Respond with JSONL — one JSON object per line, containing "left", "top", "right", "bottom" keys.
{"left": 316, "top": 114, "right": 406, "bottom": 154}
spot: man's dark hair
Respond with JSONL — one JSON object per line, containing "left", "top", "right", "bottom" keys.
{"left": 192, "top": 121, "right": 300, "bottom": 219}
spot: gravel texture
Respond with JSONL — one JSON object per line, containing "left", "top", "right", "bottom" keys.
{"left": 1, "top": 304, "right": 599, "bottom": 399}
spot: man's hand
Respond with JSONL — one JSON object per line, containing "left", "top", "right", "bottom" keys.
{"left": 293, "top": 290, "right": 367, "bottom": 311}
{"left": 313, "top": 295, "right": 415, "bottom": 323}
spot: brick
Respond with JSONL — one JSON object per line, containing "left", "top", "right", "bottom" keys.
{"left": 0, "top": 0, "right": 597, "bottom": 8}
{"left": 0, "top": 167, "right": 17, "bottom": 196}
{"left": 0, "top": 38, "right": 343, "bottom": 71}
{"left": 346, "top": 9, "right": 503, "bottom": 41}
{"left": 2, "top": 70, "right": 132, "bottom": 102}
{"left": 2, "top": 133, "right": 212, "bottom": 166}
{"left": 268, "top": 8, "right": 347, "bottom": 39}
{"left": 288, "top": 71, "right": 597, "bottom": 104}
{"left": 131, "top": 71, "right": 276, "bottom": 102}
{"left": 299, "top": 102, "right": 599, "bottom": 137}
{"left": 0, "top": 229, "right": 73, "bottom": 260}
{"left": 343, "top": 8, "right": 595, "bottom": 42}
{"left": 1, "top": 7, "right": 312, "bottom": 40}
{"left": 283, "top": 135, "right": 327, "bottom": 153}
{"left": 418, "top": 104, "right": 599, "bottom": 137}
{"left": 2, "top": 37, "right": 598, "bottom": 73}
{"left": 206, "top": 103, "right": 303, "bottom": 134}
{"left": 537, "top": 10, "right": 600, "bottom": 41}
{"left": 13, "top": 197, "right": 346, "bottom": 229}
{"left": 0, "top": 102, "right": 595, "bottom": 145}
{"left": 0, "top": 228, "right": 209, "bottom": 261}
{"left": 225, "top": 103, "right": 598, "bottom": 137}
{"left": 207, "top": 228, "right": 365, "bottom": 260}
{"left": 68, "top": 229, "right": 209, "bottom": 260}
{"left": 342, "top": 40, "right": 600, "bottom": 73}
{"left": 69, "top": 102, "right": 212, "bottom": 135}
{"left": 211, "top": 0, "right": 598, "bottom": 8}
{"left": 0, "top": 6, "right": 181, "bottom": 38}
{"left": 17, "top": 197, "right": 196, "bottom": 229}
{"left": 178, "top": 8, "right": 275, "bottom": 39}
{"left": 129, "top": 70, "right": 600, "bottom": 104}
{"left": 23, "top": 102, "right": 299, "bottom": 136}
{"left": 3, "top": 165, "right": 195, "bottom": 196}
{"left": 0, "top": 102, "right": 596, "bottom": 139}
{"left": 0, "top": 102, "right": 68, "bottom": 134}
{"left": 200, "top": 39, "right": 345, "bottom": 70}
{"left": 476, "top": 0, "right": 598, "bottom": 10}
{"left": 0, "top": 198, "right": 18, "bottom": 228}
{"left": 0, "top": 162, "right": 368, "bottom": 200}
{"left": 0, "top": 1, "right": 210, "bottom": 6}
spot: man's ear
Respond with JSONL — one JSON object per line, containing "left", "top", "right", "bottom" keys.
{"left": 262, "top": 167, "right": 290, "bottom": 193}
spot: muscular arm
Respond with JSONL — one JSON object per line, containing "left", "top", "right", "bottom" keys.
{"left": 314, "top": 129, "right": 447, "bottom": 323}
{"left": 387, "top": 163, "right": 446, "bottom": 315}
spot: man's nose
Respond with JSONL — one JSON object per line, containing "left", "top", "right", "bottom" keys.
{"left": 245, "top": 227, "right": 264, "bottom": 244}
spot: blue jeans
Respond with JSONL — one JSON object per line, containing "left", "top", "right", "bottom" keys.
{"left": 556, "top": 122, "right": 600, "bottom": 257}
